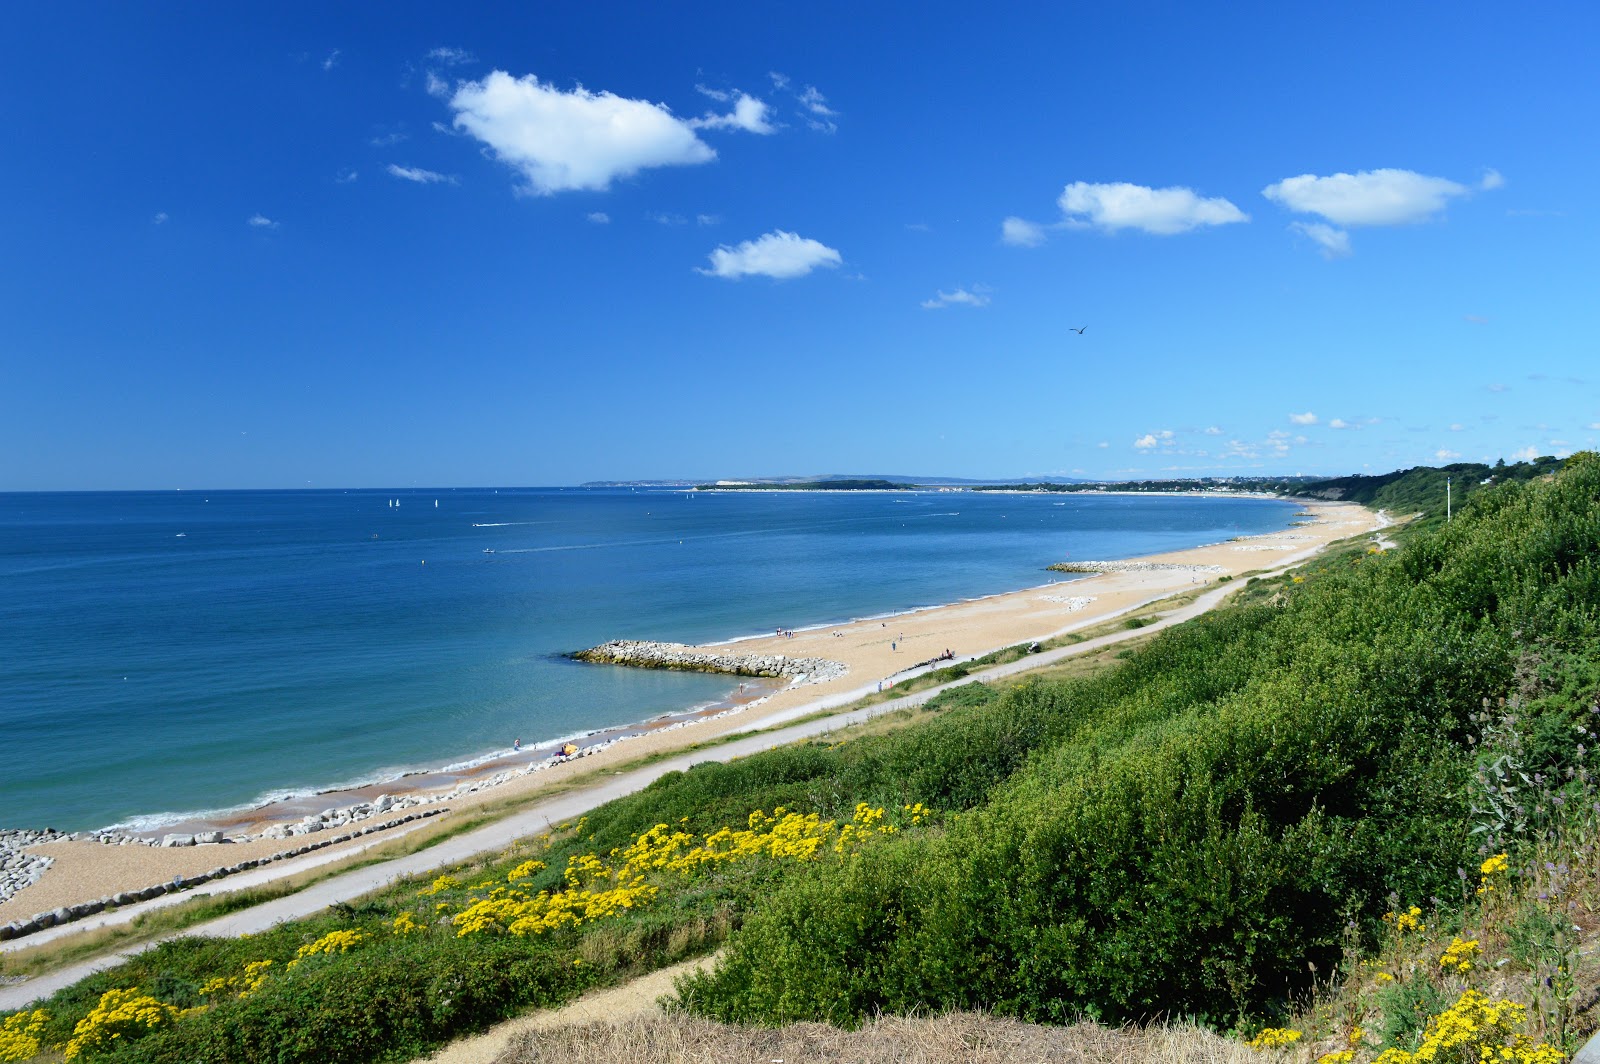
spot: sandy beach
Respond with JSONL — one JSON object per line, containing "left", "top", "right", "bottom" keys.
{"left": 0, "top": 498, "right": 1376, "bottom": 936}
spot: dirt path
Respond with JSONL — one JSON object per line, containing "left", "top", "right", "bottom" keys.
{"left": 418, "top": 955, "right": 716, "bottom": 1064}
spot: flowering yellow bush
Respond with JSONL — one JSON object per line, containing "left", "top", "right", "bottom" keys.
{"left": 1438, "top": 936, "right": 1480, "bottom": 974}
{"left": 1248, "top": 1026, "right": 1303, "bottom": 1049}
{"left": 450, "top": 805, "right": 902, "bottom": 938}
{"left": 1318, "top": 1052, "right": 1355, "bottom": 1064}
{"left": 62, "top": 989, "right": 181, "bottom": 1060}
{"left": 391, "top": 911, "right": 427, "bottom": 935}
{"left": 199, "top": 958, "right": 275, "bottom": 1000}
{"left": 287, "top": 928, "right": 366, "bottom": 967}
{"left": 1370, "top": 990, "right": 1562, "bottom": 1064}
{"left": 1477, "top": 853, "right": 1509, "bottom": 897}
{"left": 421, "top": 874, "right": 460, "bottom": 896}
{"left": 1383, "top": 905, "right": 1425, "bottom": 934}
{"left": 0, "top": 1009, "right": 48, "bottom": 1063}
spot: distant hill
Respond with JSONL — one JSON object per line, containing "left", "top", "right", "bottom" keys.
{"left": 1289, "top": 456, "right": 1564, "bottom": 518}
{"left": 582, "top": 473, "right": 1093, "bottom": 488}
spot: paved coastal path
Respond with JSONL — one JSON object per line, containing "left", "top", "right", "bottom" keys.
{"left": 0, "top": 535, "right": 1354, "bottom": 1011}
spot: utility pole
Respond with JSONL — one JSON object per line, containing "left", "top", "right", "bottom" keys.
{"left": 1446, "top": 476, "right": 1452, "bottom": 523}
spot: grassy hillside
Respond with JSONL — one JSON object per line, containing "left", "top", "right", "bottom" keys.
{"left": 5, "top": 455, "right": 1599, "bottom": 1063}
{"left": 1289, "top": 456, "right": 1564, "bottom": 520}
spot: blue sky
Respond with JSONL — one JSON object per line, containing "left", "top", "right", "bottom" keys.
{"left": 3, "top": 2, "right": 1597, "bottom": 489}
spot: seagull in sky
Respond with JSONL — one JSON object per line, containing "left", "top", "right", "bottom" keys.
{"left": 1069, "top": 326, "right": 1086, "bottom": 335}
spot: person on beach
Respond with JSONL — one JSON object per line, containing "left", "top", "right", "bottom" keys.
{"left": 513, "top": 737, "right": 520, "bottom": 751}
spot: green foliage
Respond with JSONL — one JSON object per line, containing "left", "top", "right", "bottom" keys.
{"left": 683, "top": 453, "right": 1600, "bottom": 1027}
{"left": 1290, "top": 456, "right": 1564, "bottom": 519}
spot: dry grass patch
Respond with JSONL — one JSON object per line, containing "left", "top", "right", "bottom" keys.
{"left": 497, "top": 1011, "right": 1258, "bottom": 1064}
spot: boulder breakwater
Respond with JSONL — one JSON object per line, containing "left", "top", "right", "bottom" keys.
{"left": 574, "top": 640, "right": 848, "bottom": 684}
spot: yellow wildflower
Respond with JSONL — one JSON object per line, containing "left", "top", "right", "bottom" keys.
{"left": 0, "top": 1009, "right": 49, "bottom": 1063}
{"left": 63, "top": 989, "right": 180, "bottom": 1060}
{"left": 1248, "top": 1027, "right": 1302, "bottom": 1050}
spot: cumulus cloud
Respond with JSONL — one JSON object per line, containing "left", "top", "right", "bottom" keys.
{"left": 1001, "top": 216, "right": 1047, "bottom": 247}
{"left": 1436, "top": 448, "right": 1461, "bottom": 461}
{"left": 322, "top": 49, "right": 340, "bottom": 72}
{"left": 921, "top": 287, "right": 991, "bottom": 310}
{"left": 586, "top": 212, "right": 610, "bottom": 224}
{"left": 699, "top": 230, "right": 841, "bottom": 280}
{"left": 1203, "top": 426, "right": 1223, "bottom": 435}
{"left": 689, "top": 93, "right": 775, "bottom": 134}
{"left": 1133, "top": 429, "right": 1176, "bottom": 450}
{"left": 1511, "top": 446, "right": 1538, "bottom": 461}
{"left": 448, "top": 71, "right": 716, "bottom": 195}
{"left": 247, "top": 214, "right": 278, "bottom": 229}
{"left": 1263, "top": 169, "right": 1472, "bottom": 226}
{"left": 1329, "top": 418, "right": 1350, "bottom": 430}
{"left": 336, "top": 168, "right": 359, "bottom": 184}
{"left": 1480, "top": 168, "right": 1505, "bottom": 191}
{"left": 696, "top": 214, "right": 720, "bottom": 226}
{"left": 151, "top": 211, "right": 168, "bottom": 224}
{"left": 1291, "top": 221, "right": 1351, "bottom": 259}
{"left": 1450, "top": 423, "right": 1465, "bottom": 431}
{"left": 1289, "top": 411, "right": 1319, "bottom": 425}
{"left": 1263, "top": 168, "right": 1491, "bottom": 255}
{"left": 387, "top": 164, "right": 456, "bottom": 184}
{"left": 1058, "top": 181, "right": 1248, "bottom": 235}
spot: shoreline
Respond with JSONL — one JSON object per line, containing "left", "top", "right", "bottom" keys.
{"left": 0, "top": 498, "right": 1377, "bottom": 934}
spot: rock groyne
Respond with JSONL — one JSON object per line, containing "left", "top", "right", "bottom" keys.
{"left": 574, "top": 640, "right": 847, "bottom": 684}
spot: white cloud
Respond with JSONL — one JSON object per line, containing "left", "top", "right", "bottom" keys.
{"left": 768, "top": 71, "right": 790, "bottom": 91}
{"left": 387, "top": 164, "right": 456, "bottom": 184}
{"left": 699, "top": 230, "right": 841, "bottom": 280}
{"left": 690, "top": 93, "right": 775, "bottom": 135}
{"left": 336, "top": 168, "right": 359, "bottom": 184}
{"left": 650, "top": 212, "right": 687, "bottom": 226}
{"left": 1289, "top": 411, "right": 1318, "bottom": 425}
{"left": 1291, "top": 221, "right": 1352, "bottom": 259}
{"left": 448, "top": 71, "right": 715, "bottom": 195}
{"left": 151, "top": 211, "right": 168, "bottom": 224}
{"left": 322, "top": 49, "right": 340, "bottom": 72}
{"left": 921, "top": 287, "right": 991, "bottom": 310}
{"left": 427, "top": 47, "right": 474, "bottom": 65}
{"left": 1058, "top": 181, "right": 1248, "bottom": 235}
{"left": 799, "top": 86, "right": 835, "bottom": 116}
{"left": 586, "top": 212, "right": 610, "bottom": 224}
{"left": 1134, "top": 430, "right": 1176, "bottom": 450}
{"left": 1268, "top": 430, "right": 1291, "bottom": 440}
{"left": 696, "top": 214, "right": 720, "bottom": 226}
{"left": 1488, "top": 383, "right": 1509, "bottom": 393}
{"left": 1479, "top": 168, "right": 1505, "bottom": 191}
{"left": 247, "top": 214, "right": 278, "bottom": 229}
{"left": 1001, "top": 216, "right": 1047, "bottom": 247}
{"left": 1588, "top": 422, "right": 1600, "bottom": 431}
{"left": 1203, "top": 426, "right": 1223, "bottom": 435}
{"left": 1449, "top": 423, "right": 1465, "bottom": 432}
{"left": 1511, "top": 446, "right": 1538, "bottom": 461}
{"left": 1328, "top": 418, "right": 1349, "bottom": 429}
{"left": 1435, "top": 449, "right": 1461, "bottom": 461}
{"left": 1262, "top": 168, "right": 1472, "bottom": 227}
{"left": 1096, "top": 441, "right": 1109, "bottom": 449}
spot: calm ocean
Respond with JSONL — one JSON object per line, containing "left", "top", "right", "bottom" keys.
{"left": 0, "top": 488, "right": 1296, "bottom": 832}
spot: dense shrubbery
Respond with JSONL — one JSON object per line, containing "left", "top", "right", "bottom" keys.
{"left": 681, "top": 454, "right": 1600, "bottom": 1026}
{"left": 8, "top": 455, "right": 1598, "bottom": 1060}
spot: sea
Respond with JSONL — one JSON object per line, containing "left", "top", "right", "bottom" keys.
{"left": 0, "top": 487, "right": 1299, "bottom": 833}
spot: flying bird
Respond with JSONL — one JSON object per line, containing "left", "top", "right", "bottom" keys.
{"left": 1069, "top": 326, "right": 1086, "bottom": 335}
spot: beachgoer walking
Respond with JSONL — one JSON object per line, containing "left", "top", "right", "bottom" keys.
{"left": 513, "top": 737, "right": 520, "bottom": 751}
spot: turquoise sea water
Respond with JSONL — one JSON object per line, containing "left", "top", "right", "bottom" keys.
{"left": 0, "top": 488, "right": 1297, "bottom": 831}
